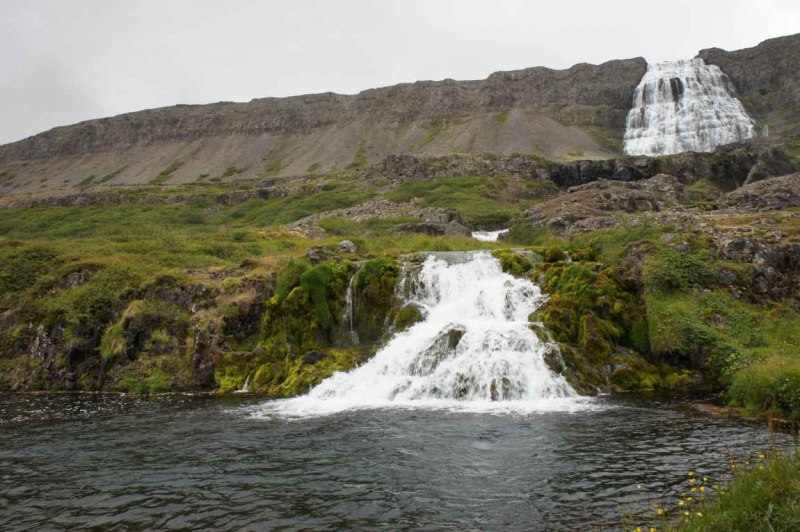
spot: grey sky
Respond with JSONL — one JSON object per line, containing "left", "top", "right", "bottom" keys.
{"left": 1, "top": 0, "right": 798, "bottom": 145}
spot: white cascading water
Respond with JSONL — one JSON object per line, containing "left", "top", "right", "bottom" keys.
{"left": 261, "top": 252, "right": 591, "bottom": 418}
{"left": 471, "top": 228, "right": 509, "bottom": 242}
{"left": 623, "top": 58, "right": 757, "bottom": 156}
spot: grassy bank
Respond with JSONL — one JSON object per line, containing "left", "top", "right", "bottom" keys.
{"left": 666, "top": 450, "right": 800, "bottom": 532}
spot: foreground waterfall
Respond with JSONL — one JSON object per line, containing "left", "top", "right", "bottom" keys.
{"left": 623, "top": 58, "right": 756, "bottom": 156}
{"left": 262, "top": 252, "right": 588, "bottom": 417}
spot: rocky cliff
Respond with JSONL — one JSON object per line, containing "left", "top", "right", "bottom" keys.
{"left": 699, "top": 32, "right": 800, "bottom": 140}
{"left": 0, "top": 58, "right": 648, "bottom": 194}
{"left": 0, "top": 33, "right": 798, "bottom": 196}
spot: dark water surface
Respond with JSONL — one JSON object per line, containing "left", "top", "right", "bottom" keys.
{"left": 0, "top": 393, "right": 794, "bottom": 531}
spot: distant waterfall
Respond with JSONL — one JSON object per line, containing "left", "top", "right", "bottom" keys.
{"left": 623, "top": 58, "right": 757, "bottom": 156}
{"left": 263, "top": 252, "right": 585, "bottom": 417}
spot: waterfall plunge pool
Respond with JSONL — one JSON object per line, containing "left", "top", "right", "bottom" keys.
{"left": 0, "top": 392, "right": 793, "bottom": 531}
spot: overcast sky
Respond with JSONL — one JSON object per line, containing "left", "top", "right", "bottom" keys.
{"left": 1, "top": 0, "right": 798, "bottom": 145}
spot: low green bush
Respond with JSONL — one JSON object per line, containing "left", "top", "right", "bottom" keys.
{"left": 729, "top": 356, "right": 800, "bottom": 417}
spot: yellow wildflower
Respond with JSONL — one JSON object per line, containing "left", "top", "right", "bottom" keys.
{"left": 637, "top": 484, "right": 643, "bottom": 490}
{"left": 696, "top": 512, "right": 703, "bottom": 517}
{"left": 691, "top": 487, "right": 698, "bottom": 492}
{"left": 657, "top": 508, "right": 665, "bottom": 516}
{"left": 687, "top": 496, "right": 693, "bottom": 501}
{"left": 679, "top": 501, "right": 685, "bottom": 506}
{"left": 759, "top": 453, "right": 766, "bottom": 460}
{"left": 689, "top": 478, "right": 696, "bottom": 484}
{"left": 699, "top": 486, "right": 705, "bottom": 492}
{"left": 702, "top": 477, "right": 708, "bottom": 482}
{"left": 684, "top": 511, "right": 690, "bottom": 517}
{"left": 687, "top": 471, "right": 694, "bottom": 477}
{"left": 759, "top": 465, "right": 765, "bottom": 471}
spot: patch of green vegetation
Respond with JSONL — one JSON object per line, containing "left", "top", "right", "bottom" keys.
{"left": 317, "top": 216, "right": 417, "bottom": 236}
{"left": 0, "top": 168, "right": 15, "bottom": 185}
{"left": 77, "top": 175, "right": 96, "bottom": 187}
{"left": 492, "top": 249, "right": 534, "bottom": 276}
{"left": 492, "top": 110, "right": 510, "bottom": 124}
{"left": 222, "top": 166, "right": 246, "bottom": 178}
{"left": 580, "top": 125, "right": 623, "bottom": 152}
{"left": 196, "top": 173, "right": 210, "bottom": 182}
{"left": 386, "top": 176, "right": 516, "bottom": 226}
{"left": 567, "top": 150, "right": 585, "bottom": 158}
{"left": 0, "top": 242, "right": 61, "bottom": 302}
{"left": 347, "top": 144, "right": 368, "bottom": 170}
{"left": 115, "top": 355, "right": 187, "bottom": 394}
{"left": 503, "top": 222, "right": 557, "bottom": 246}
{"left": 729, "top": 356, "right": 800, "bottom": 417}
{"left": 668, "top": 450, "right": 800, "bottom": 532}
{"left": 260, "top": 161, "right": 285, "bottom": 178}
{"left": 97, "top": 166, "right": 126, "bottom": 184}
{"left": 218, "top": 184, "right": 376, "bottom": 227}
{"left": 306, "top": 162, "right": 321, "bottom": 174}
{"left": 150, "top": 160, "right": 184, "bottom": 185}
{"left": 351, "top": 257, "right": 401, "bottom": 344}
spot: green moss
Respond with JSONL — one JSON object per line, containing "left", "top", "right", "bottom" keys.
{"left": 492, "top": 249, "right": 534, "bottom": 276}
{"left": 116, "top": 361, "right": 175, "bottom": 394}
{"left": 256, "top": 347, "right": 367, "bottom": 397}
{"left": 352, "top": 258, "right": 401, "bottom": 344}
{"left": 393, "top": 304, "right": 423, "bottom": 332}
{"left": 533, "top": 259, "right": 650, "bottom": 370}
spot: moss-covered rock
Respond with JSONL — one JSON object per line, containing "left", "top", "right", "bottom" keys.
{"left": 351, "top": 257, "right": 401, "bottom": 344}
{"left": 392, "top": 303, "right": 424, "bottom": 332}
{"left": 492, "top": 249, "right": 535, "bottom": 276}
{"left": 215, "top": 344, "right": 368, "bottom": 397}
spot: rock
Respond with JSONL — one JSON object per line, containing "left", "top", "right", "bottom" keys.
{"left": 305, "top": 246, "right": 334, "bottom": 265}
{"left": 190, "top": 320, "right": 222, "bottom": 390}
{"left": 446, "top": 328, "right": 465, "bottom": 350}
{"left": 393, "top": 304, "right": 424, "bottom": 332}
{"left": 338, "top": 240, "right": 357, "bottom": 253}
{"left": 726, "top": 173, "right": 800, "bottom": 211}
{"left": 249, "top": 345, "right": 266, "bottom": 358}
{"left": 302, "top": 350, "right": 327, "bottom": 365}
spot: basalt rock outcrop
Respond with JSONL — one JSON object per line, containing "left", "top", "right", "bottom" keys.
{"left": 0, "top": 58, "right": 649, "bottom": 194}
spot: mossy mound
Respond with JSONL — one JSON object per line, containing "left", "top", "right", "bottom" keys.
{"left": 492, "top": 249, "right": 536, "bottom": 276}
{"left": 215, "top": 346, "right": 367, "bottom": 397}
{"left": 532, "top": 258, "right": 649, "bottom": 366}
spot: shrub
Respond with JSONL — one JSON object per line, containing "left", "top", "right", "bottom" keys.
{"left": 729, "top": 356, "right": 800, "bottom": 416}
